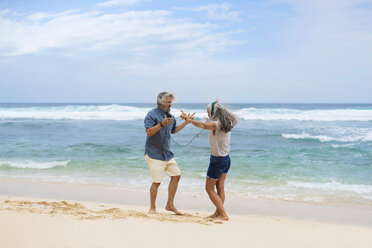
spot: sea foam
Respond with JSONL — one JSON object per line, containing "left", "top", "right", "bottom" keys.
{"left": 287, "top": 181, "right": 372, "bottom": 195}
{"left": 235, "top": 108, "right": 372, "bottom": 121}
{"left": 0, "top": 105, "right": 150, "bottom": 121}
{"left": 1, "top": 105, "right": 372, "bottom": 121}
{"left": 0, "top": 160, "right": 70, "bottom": 169}
{"left": 281, "top": 132, "right": 371, "bottom": 143}
{"left": 0, "top": 105, "right": 206, "bottom": 121}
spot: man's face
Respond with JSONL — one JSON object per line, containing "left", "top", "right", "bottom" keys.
{"left": 163, "top": 96, "right": 172, "bottom": 112}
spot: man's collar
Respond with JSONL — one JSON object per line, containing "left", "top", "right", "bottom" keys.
{"left": 156, "top": 106, "right": 165, "bottom": 114}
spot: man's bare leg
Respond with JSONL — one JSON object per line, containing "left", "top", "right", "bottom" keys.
{"left": 209, "top": 174, "right": 226, "bottom": 218}
{"left": 205, "top": 178, "right": 229, "bottom": 221}
{"left": 165, "top": 175, "right": 182, "bottom": 215}
{"left": 149, "top": 182, "right": 160, "bottom": 213}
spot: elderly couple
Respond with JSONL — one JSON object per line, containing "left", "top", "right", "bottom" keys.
{"left": 144, "top": 92, "right": 238, "bottom": 221}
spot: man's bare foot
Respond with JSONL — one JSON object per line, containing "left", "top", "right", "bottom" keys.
{"left": 165, "top": 205, "right": 182, "bottom": 215}
{"left": 148, "top": 208, "right": 158, "bottom": 214}
{"left": 215, "top": 215, "right": 229, "bottom": 221}
{"left": 208, "top": 211, "right": 219, "bottom": 218}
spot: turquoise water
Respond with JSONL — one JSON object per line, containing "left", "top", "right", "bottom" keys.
{"left": 0, "top": 103, "right": 371, "bottom": 206}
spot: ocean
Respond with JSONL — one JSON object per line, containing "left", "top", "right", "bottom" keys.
{"left": 0, "top": 103, "right": 371, "bottom": 207}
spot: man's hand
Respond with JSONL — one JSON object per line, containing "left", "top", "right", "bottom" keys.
{"left": 161, "top": 114, "right": 172, "bottom": 126}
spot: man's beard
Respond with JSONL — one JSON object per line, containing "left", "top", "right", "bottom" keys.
{"left": 165, "top": 106, "right": 171, "bottom": 112}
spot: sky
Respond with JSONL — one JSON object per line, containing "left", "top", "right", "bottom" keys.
{"left": 0, "top": 0, "right": 371, "bottom": 103}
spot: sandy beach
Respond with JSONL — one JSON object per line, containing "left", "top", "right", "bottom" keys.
{"left": 2, "top": 0, "right": 372, "bottom": 244}
{"left": 1, "top": 178, "right": 372, "bottom": 248}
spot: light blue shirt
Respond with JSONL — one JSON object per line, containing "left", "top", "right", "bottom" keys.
{"left": 144, "top": 107, "right": 176, "bottom": 161}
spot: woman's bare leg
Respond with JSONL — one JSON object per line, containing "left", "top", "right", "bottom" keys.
{"left": 209, "top": 173, "right": 227, "bottom": 218}
{"left": 205, "top": 177, "right": 229, "bottom": 221}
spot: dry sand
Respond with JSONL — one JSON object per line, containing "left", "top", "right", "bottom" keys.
{"left": 1, "top": 195, "right": 372, "bottom": 248}
{"left": 0, "top": 197, "right": 221, "bottom": 225}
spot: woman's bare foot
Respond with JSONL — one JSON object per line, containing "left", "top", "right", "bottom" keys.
{"left": 215, "top": 214, "right": 229, "bottom": 221}
{"left": 208, "top": 211, "right": 219, "bottom": 218}
{"left": 148, "top": 208, "right": 158, "bottom": 214}
{"left": 165, "top": 205, "right": 183, "bottom": 215}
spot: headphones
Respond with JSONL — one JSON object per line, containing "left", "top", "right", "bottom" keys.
{"left": 210, "top": 101, "right": 217, "bottom": 116}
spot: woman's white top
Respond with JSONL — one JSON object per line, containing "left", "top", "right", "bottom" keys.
{"left": 208, "top": 120, "right": 231, "bottom": 157}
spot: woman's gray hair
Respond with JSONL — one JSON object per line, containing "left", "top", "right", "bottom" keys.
{"left": 208, "top": 102, "right": 239, "bottom": 133}
{"left": 157, "top": 92, "right": 175, "bottom": 106}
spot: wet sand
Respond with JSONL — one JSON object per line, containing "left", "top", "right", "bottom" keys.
{"left": 1, "top": 178, "right": 372, "bottom": 248}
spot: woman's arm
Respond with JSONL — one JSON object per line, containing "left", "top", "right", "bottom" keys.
{"left": 189, "top": 119, "right": 216, "bottom": 130}
{"left": 180, "top": 110, "right": 216, "bottom": 130}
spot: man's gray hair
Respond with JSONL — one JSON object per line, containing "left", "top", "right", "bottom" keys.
{"left": 157, "top": 92, "right": 175, "bottom": 106}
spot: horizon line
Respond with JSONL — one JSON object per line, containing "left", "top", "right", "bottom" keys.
{"left": 0, "top": 102, "right": 371, "bottom": 105}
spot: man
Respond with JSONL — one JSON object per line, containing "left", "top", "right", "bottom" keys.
{"left": 144, "top": 92, "right": 192, "bottom": 214}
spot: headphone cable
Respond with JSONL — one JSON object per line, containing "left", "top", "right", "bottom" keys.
{"left": 171, "top": 129, "right": 205, "bottom": 147}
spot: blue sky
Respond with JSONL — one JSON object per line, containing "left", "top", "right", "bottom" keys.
{"left": 0, "top": 0, "right": 371, "bottom": 103}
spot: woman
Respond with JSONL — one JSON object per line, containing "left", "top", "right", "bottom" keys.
{"left": 181, "top": 100, "right": 238, "bottom": 220}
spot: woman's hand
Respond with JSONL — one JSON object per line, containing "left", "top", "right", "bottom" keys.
{"left": 180, "top": 110, "right": 195, "bottom": 123}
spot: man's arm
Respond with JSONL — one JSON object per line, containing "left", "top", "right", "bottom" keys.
{"left": 146, "top": 122, "right": 163, "bottom": 137}
{"left": 146, "top": 116, "right": 172, "bottom": 137}
{"left": 172, "top": 120, "right": 189, "bottom": 134}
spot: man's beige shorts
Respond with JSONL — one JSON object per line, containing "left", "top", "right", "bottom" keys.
{"left": 145, "top": 154, "right": 181, "bottom": 183}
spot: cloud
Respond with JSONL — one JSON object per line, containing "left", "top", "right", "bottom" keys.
{"left": 0, "top": 7, "right": 240, "bottom": 57}
{"left": 268, "top": 0, "right": 372, "bottom": 67}
{"left": 0, "top": 9, "right": 11, "bottom": 16}
{"left": 176, "top": 2, "right": 241, "bottom": 21}
{"left": 275, "top": 0, "right": 372, "bottom": 46}
{"left": 97, "top": 0, "right": 149, "bottom": 8}
{"left": 1, "top": 0, "right": 371, "bottom": 103}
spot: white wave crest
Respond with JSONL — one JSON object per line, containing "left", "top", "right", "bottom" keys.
{"left": 281, "top": 132, "right": 368, "bottom": 142}
{"left": 1, "top": 105, "right": 372, "bottom": 121}
{"left": 0, "top": 105, "right": 208, "bottom": 121}
{"left": 0, "top": 105, "right": 151, "bottom": 121}
{"left": 0, "top": 160, "right": 70, "bottom": 169}
{"left": 362, "top": 131, "right": 372, "bottom": 141}
{"left": 235, "top": 108, "right": 372, "bottom": 121}
{"left": 287, "top": 181, "right": 372, "bottom": 195}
